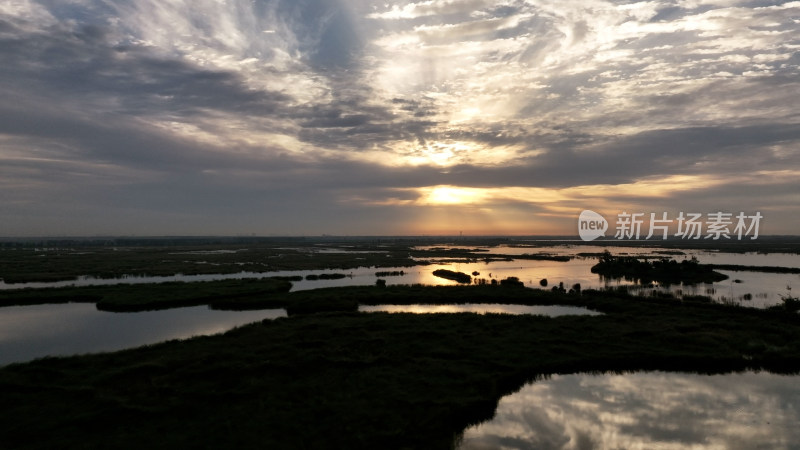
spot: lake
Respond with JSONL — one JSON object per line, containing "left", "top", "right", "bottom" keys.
{"left": 0, "top": 303, "right": 285, "bottom": 366}
{"left": 458, "top": 371, "right": 800, "bottom": 449}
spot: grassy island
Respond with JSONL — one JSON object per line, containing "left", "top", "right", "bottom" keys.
{"left": 591, "top": 252, "right": 729, "bottom": 284}
{"left": 432, "top": 269, "right": 472, "bottom": 284}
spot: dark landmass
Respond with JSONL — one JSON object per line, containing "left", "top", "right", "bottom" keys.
{"left": 578, "top": 255, "right": 800, "bottom": 276}
{"left": 412, "top": 247, "right": 490, "bottom": 254}
{"left": 499, "top": 276, "right": 525, "bottom": 287}
{"left": 305, "top": 273, "right": 349, "bottom": 281}
{"left": 770, "top": 295, "right": 800, "bottom": 312}
{"left": 0, "top": 240, "right": 419, "bottom": 284}
{"left": 0, "top": 278, "right": 292, "bottom": 312}
{"left": 510, "top": 254, "right": 571, "bottom": 262}
{"left": 0, "top": 278, "right": 561, "bottom": 312}
{"left": 414, "top": 247, "right": 571, "bottom": 263}
{"left": 375, "top": 270, "right": 405, "bottom": 277}
{"left": 1, "top": 285, "right": 799, "bottom": 449}
{"left": 572, "top": 235, "right": 800, "bottom": 253}
{"left": 708, "top": 264, "right": 800, "bottom": 274}
{"left": 591, "top": 252, "right": 728, "bottom": 284}
{"left": 432, "top": 269, "right": 472, "bottom": 284}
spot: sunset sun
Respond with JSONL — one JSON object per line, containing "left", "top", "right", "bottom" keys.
{"left": 421, "top": 186, "right": 488, "bottom": 206}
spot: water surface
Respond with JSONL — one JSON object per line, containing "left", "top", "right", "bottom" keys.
{"left": 0, "top": 303, "right": 285, "bottom": 366}
{"left": 359, "top": 304, "right": 601, "bottom": 316}
{"left": 459, "top": 371, "right": 800, "bottom": 449}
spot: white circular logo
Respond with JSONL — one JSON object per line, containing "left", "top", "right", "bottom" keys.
{"left": 578, "top": 210, "right": 608, "bottom": 241}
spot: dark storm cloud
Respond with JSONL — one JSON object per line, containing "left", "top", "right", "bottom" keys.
{"left": 0, "top": 5, "right": 413, "bottom": 171}
{"left": 0, "top": 2, "right": 440, "bottom": 157}
{"left": 0, "top": 21, "right": 289, "bottom": 118}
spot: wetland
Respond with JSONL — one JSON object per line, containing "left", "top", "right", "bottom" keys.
{"left": 2, "top": 236, "right": 800, "bottom": 448}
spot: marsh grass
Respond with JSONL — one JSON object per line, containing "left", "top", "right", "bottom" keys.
{"left": 0, "top": 277, "right": 292, "bottom": 311}
{"left": 707, "top": 264, "right": 800, "bottom": 274}
{"left": 2, "top": 285, "right": 800, "bottom": 449}
{"left": 0, "top": 240, "right": 419, "bottom": 284}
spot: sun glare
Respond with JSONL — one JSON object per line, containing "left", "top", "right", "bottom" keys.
{"left": 421, "top": 186, "right": 488, "bottom": 205}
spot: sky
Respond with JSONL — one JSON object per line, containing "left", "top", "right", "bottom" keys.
{"left": 0, "top": 0, "right": 798, "bottom": 236}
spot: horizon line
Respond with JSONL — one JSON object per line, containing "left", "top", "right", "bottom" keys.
{"left": 1, "top": 235, "right": 799, "bottom": 241}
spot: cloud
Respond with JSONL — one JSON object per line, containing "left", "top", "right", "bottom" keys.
{"left": 367, "top": 0, "right": 497, "bottom": 20}
{"left": 0, "top": 0, "right": 798, "bottom": 235}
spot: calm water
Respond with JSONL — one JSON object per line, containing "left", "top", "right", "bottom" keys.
{"left": 458, "top": 371, "right": 800, "bottom": 450}
{"left": 0, "top": 303, "right": 285, "bottom": 366}
{"left": 358, "top": 304, "right": 602, "bottom": 316}
{"left": 1, "top": 245, "right": 796, "bottom": 307}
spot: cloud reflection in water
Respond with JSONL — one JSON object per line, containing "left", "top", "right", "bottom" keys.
{"left": 459, "top": 371, "right": 800, "bottom": 449}
{"left": 0, "top": 303, "right": 285, "bottom": 366}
